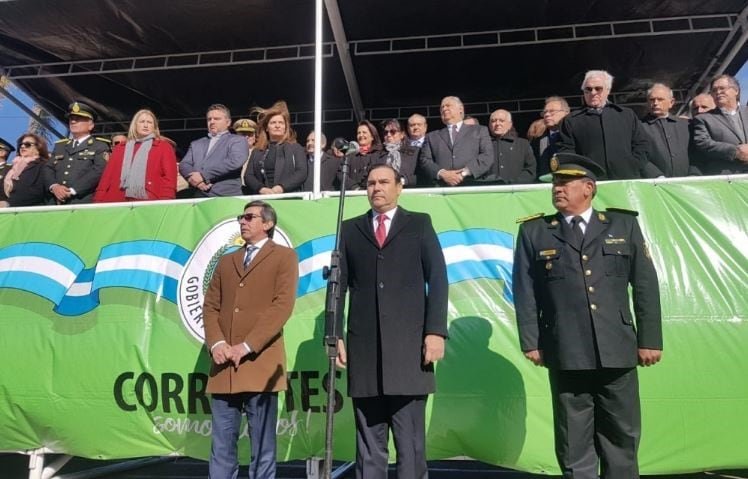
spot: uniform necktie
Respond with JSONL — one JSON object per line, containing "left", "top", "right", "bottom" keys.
{"left": 72, "top": 140, "right": 79, "bottom": 149}
{"left": 375, "top": 214, "right": 388, "bottom": 247}
{"left": 243, "top": 245, "right": 258, "bottom": 268}
{"left": 571, "top": 216, "right": 585, "bottom": 247}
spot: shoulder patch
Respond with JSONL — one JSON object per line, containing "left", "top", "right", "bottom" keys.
{"left": 55, "top": 138, "right": 71, "bottom": 144}
{"left": 95, "top": 136, "right": 111, "bottom": 143}
{"left": 516, "top": 212, "right": 544, "bottom": 224}
{"left": 606, "top": 207, "right": 639, "bottom": 216}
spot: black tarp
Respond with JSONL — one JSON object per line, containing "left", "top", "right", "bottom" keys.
{"left": 1, "top": 0, "right": 746, "bottom": 149}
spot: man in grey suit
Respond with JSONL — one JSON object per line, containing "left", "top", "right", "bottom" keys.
{"left": 691, "top": 74, "right": 748, "bottom": 175}
{"left": 418, "top": 96, "right": 493, "bottom": 186}
{"left": 179, "top": 104, "right": 249, "bottom": 197}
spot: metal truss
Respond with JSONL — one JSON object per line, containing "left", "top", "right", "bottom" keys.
{"left": 351, "top": 14, "right": 738, "bottom": 55}
{"left": 2, "top": 14, "right": 737, "bottom": 80}
{"left": 94, "top": 89, "right": 684, "bottom": 135}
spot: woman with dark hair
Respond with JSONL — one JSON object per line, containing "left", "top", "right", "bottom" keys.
{"left": 369, "top": 118, "right": 420, "bottom": 186}
{"left": 0, "top": 133, "right": 50, "bottom": 207}
{"left": 340, "top": 120, "right": 382, "bottom": 190}
{"left": 244, "top": 100, "right": 307, "bottom": 195}
{"left": 94, "top": 109, "right": 177, "bottom": 202}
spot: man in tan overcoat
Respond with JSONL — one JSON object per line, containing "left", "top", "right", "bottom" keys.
{"left": 203, "top": 200, "right": 298, "bottom": 479}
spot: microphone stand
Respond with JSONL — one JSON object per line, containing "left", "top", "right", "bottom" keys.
{"left": 321, "top": 146, "right": 353, "bottom": 479}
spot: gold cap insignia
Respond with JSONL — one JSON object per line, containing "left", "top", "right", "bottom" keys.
{"left": 550, "top": 155, "right": 559, "bottom": 172}
{"left": 72, "top": 102, "right": 81, "bottom": 113}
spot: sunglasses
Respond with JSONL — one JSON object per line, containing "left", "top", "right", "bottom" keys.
{"left": 383, "top": 129, "right": 400, "bottom": 136}
{"left": 583, "top": 86, "right": 605, "bottom": 94}
{"left": 19, "top": 142, "right": 37, "bottom": 148}
{"left": 236, "top": 213, "right": 263, "bottom": 222}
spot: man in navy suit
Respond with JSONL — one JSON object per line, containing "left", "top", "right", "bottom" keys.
{"left": 336, "top": 164, "right": 449, "bottom": 478}
{"left": 418, "top": 96, "right": 493, "bottom": 186}
{"left": 179, "top": 104, "right": 249, "bottom": 197}
{"left": 691, "top": 74, "right": 748, "bottom": 175}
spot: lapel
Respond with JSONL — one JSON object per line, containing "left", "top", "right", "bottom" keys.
{"left": 232, "top": 241, "right": 274, "bottom": 278}
{"left": 382, "top": 208, "right": 409, "bottom": 248}
{"left": 355, "top": 212, "right": 379, "bottom": 249}
{"left": 713, "top": 110, "right": 744, "bottom": 142}
{"left": 68, "top": 138, "right": 86, "bottom": 154}
{"left": 205, "top": 134, "right": 228, "bottom": 162}
{"left": 439, "top": 126, "right": 453, "bottom": 152}
{"left": 584, "top": 209, "right": 609, "bottom": 247}
{"left": 739, "top": 108, "right": 748, "bottom": 142}
{"left": 550, "top": 212, "right": 581, "bottom": 253}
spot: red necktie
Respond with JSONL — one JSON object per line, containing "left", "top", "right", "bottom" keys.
{"left": 375, "top": 214, "right": 387, "bottom": 247}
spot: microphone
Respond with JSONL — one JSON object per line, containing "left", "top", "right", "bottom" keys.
{"left": 332, "top": 138, "right": 360, "bottom": 155}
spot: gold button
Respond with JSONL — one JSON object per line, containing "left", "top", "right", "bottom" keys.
{"left": 67, "top": 165, "right": 71, "bottom": 168}
{"left": 591, "top": 304, "right": 597, "bottom": 311}
{"left": 588, "top": 286, "right": 595, "bottom": 293}
{"left": 64, "top": 171, "right": 69, "bottom": 175}
{"left": 234, "top": 308, "right": 239, "bottom": 313}
{"left": 62, "top": 181, "right": 68, "bottom": 185}
{"left": 585, "top": 269, "right": 592, "bottom": 276}
{"left": 582, "top": 254, "right": 589, "bottom": 261}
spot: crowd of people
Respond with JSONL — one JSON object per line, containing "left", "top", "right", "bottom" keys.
{"left": 1, "top": 69, "right": 747, "bottom": 208}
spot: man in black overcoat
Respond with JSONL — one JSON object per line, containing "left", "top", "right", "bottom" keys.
{"left": 513, "top": 152, "right": 663, "bottom": 479}
{"left": 335, "top": 164, "right": 449, "bottom": 479}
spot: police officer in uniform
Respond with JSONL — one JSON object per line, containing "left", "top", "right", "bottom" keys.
{"left": 0, "top": 137, "right": 15, "bottom": 182}
{"left": 44, "top": 101, "right": 109, "bottom": 204}
{"left": 512, "top": 152, "right": 662, "bottom": 479}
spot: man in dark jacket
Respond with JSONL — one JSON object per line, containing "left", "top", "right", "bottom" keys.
{"left": 532, "top": 96, "right": 570, "bottom": 180}
{"left": 481, "top": 108, "right": 536, "bottom": 184}
{"left": 513, "top": 152, "right": 662, "bottom": 479}
{"left": 558, "top": 70, "right": 651, "bottom": 180}
{"left": 640, "top": 83, "right": 696, "bottom": 177}
{"left": 336, "top": 164, "right": 448, "bottom": 479}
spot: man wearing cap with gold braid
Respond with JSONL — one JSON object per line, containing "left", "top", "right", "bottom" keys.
{"left": 44, "top": 101, "right": 109, "bottom": 204}
{"left": 512, "top": 152, "right": 662, "bottom": 479}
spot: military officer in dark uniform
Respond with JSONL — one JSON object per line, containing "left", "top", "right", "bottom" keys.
{"left": 512, "top": 152, "right": 662, "bottom": 479}
{"left": 44, "top": 101, "right": 109, "bottom": 204}
{"left": 0, "top": 137, "right": 15, "bottom": 182}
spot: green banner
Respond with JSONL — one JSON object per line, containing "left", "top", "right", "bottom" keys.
{"left": 0, "top": 178, "right": 746, "bottom": 474}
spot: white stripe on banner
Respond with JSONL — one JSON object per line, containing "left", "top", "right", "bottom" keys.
{"left": 96, "top": 254, "right": 184, "bottom": 278}
{"left": 298, "top": 251, "right": 333, "bottom": 277}
{"left": 66, "top": 281, "right": 94, "bottom": 297}
{"left": 0, "top": 256, "right": 77, "bottom": 286}
{"left": 442, "top": 244, "right": 513, "bottom": 265}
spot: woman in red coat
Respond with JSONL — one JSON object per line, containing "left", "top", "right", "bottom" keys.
{"left": 94, "top": 109, "right": 177, "bottom": 202}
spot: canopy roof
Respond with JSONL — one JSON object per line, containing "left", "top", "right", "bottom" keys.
{"left": 1, "top": 0, "right": 747, "bottom": 147}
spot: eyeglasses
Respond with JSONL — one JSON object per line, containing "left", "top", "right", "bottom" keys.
{"left": 710, "top": 86, "right": 735, "bottom": 93}
{"left": 19, "top": 142, "right": 37, "bottom": 148}
{"left": 583, "top": 86, "right": 605, "bottom": 94}
{"left": 237, "top": 213, "right": 263, "bottom": 222}
{"left": 540, "top": 109, "right": 566, "bottom": 117}
{"left": 383, "top": 129, "right": 400, "bottom": 136}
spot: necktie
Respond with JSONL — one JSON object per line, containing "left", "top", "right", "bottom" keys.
{"left": 375, "top": 214, "right": 387, "bottom": 247}
{"left": 571, "top": 216, "right": 585, "bottom": 247}
{"left": 243, "top": 245, "right": 258, "bottom": 268}
{"left": 72, "top": 140, "right": 79, "bottom": 149}
{"left": 450, "top": 124, "right": 458, "bottom": 145}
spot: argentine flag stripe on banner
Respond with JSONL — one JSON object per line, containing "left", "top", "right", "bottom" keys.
{"left": 296, "top": 234, "right": 336, "bottom": 297}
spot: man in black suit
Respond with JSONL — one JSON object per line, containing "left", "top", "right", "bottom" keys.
{"left": 418, "top": 95, "right": 493, "bottom": 186}
{"left": 532, "top": 96, "right": 570, "bottom": 180}
{"left": 335, "top": 164, "right": 449, "bottom": 478}
{"left": 513, "top": 152, "right": 662, "bottom": 479}
{"left": 482, "top": 108, "right": 536, "bottom": 184}
{"left": 640, "top": 83, "right": 695, "bottom": 177}
{"left": 691, "top": 74, "right": 748, "bottom": 175}
{"left": 302, "top": 130, "right": 339, "bottom": 191}
{"left": 557, "top": 70, "right": 651, "bottom": 180}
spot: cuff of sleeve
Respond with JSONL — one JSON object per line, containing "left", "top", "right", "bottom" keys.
{"left": 69, "top": 187, "right": 77, "bottom": 196}
{"left": 243, "top": 342, "right": 252, "bottom": 353}
{"left": 210, "top": 340, "right": 227, "bottom": 352}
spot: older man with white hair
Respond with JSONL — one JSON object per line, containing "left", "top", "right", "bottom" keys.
{"left": 557, "top": 70, "right": 651, "bottom": 180}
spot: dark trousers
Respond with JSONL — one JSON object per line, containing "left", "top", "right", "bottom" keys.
{"left": 549, "top": 368, "right": 641, "bottom": 479}
{"left": 209, "top": 392, "right": 278, "bottom": 479}
{"left": 353, "top": 395, "right": 428, "bottom": 479}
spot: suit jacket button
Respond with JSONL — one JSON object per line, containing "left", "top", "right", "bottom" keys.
{"left": 377, "top": 254, "right": 384, "bottom": 260}
{"left": 590, "top": 304, "right": 597, "bottom": 311}
{"left": 239, "top": 283, "right": 244, "bottom": 287}
{"left": 585, "top": 269, "right": 592, "bottom": 276}
{"left": 234, "top": 307, "right": 240, "bottom": 313}
{"left": 378, "top": 281, "right": 384, "bottom": 288}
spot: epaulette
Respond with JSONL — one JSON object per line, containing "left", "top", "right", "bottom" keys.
{"left": 606, "top": 207, "right": 639, "bottom": 216}
{"left": 94, "top": 137, "right": 111, "bottom": 143}
{"left": 55, "top": 138, "right": 71, "bottom": 144}
{"left": 516, "top": 212, "right": 544, "bottom": 224}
